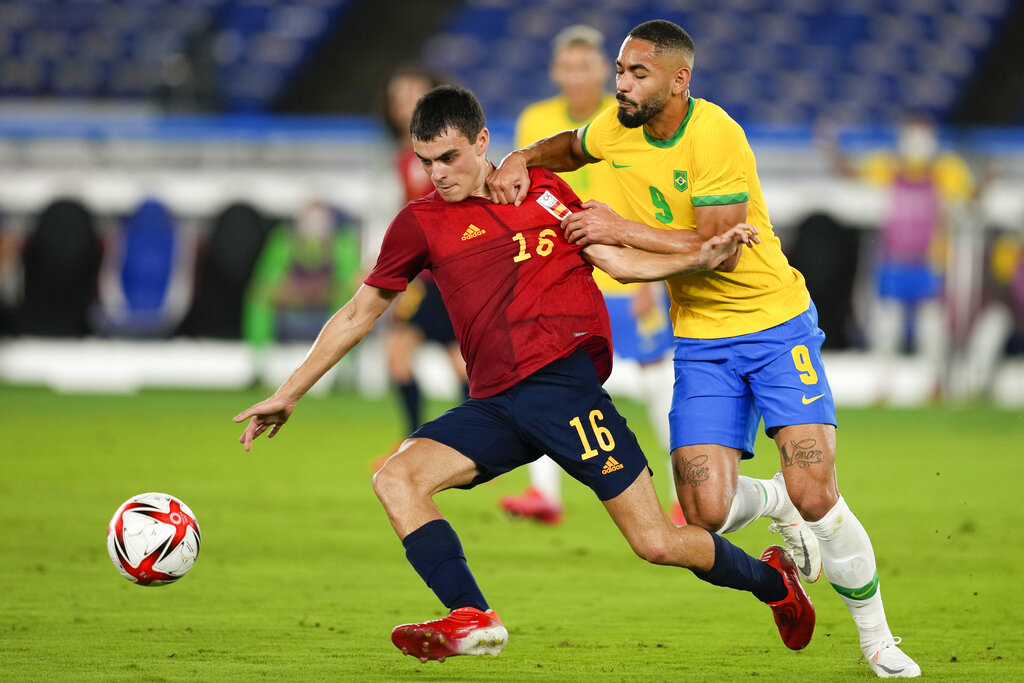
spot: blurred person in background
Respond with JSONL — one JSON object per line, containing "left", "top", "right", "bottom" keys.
{"left": 243, "top": 200, "right": 361, "bottom": 350}
{"left": 828, "top": 113, "right": 975, "bottom": 397}
{"left": 500, "top": 25, "right": 683, "bottom": 526}
{"left": 381, "top": 64, "right": 468, "bottom": 443}
{"left": 0, "top": 214, "right": 22, "bottom": 335}
{"left": 958, "top": 231, "right": 1024, "bottom": 398}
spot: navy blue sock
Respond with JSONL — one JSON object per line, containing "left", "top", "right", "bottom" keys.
{"left": 395, "top": 380, "right": 421, "bottom": 433}
{"left": 692, "top": 531, "right": 787, "bottom": 603}
{"left": 402, "top": 519, "right": 489, "bottom": 612}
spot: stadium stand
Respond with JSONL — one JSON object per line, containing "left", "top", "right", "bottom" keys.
{"left": 0, "top": 0, "right": 354, "bottom": 112}
{"left": 423, "top": 0, "right": 1013, "bottom": 125}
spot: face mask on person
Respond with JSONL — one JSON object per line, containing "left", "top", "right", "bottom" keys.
{"left": 897, "top": 124, "right": 938, "bottom": 163}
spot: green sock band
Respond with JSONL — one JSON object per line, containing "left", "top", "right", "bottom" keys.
{"left": 831, "top": 571, "right": 879, "bottom": 600}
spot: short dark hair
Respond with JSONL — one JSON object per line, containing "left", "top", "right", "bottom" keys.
{"left": 627, "top": 20, "right": 694, "bottom": 63}
{"left": 409, "top": 85, "right": 486, "bottom": 143}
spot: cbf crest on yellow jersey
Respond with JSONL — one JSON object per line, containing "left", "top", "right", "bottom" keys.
{"left": 580, "top": 96, "right": 809, "bottom": 338}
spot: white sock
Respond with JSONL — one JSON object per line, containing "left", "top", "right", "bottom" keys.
{"left": 528, "top": 455, "right": 561, "bottom": 503}
{"left": 805, "top": 496, "right": 892, "bottom": 650}
{"left": 716, "top": 476, "right": 779, "bottom": 534}
{"left": 639, "top": 359, "right": 673, "bottom": 452}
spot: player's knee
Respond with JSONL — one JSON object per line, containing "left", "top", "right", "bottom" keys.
{"left": 372, "top": 457, "right": 415, "bottom": 505}
{"left": 791, "top": 487, "right": 839, "bottom": 523}
{"left": 679, "top": 500, "right": 728, "bottom": 533}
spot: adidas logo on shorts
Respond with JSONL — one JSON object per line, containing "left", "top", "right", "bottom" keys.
{"left": 602, "top": 456, "right": 623, "bottom": 475}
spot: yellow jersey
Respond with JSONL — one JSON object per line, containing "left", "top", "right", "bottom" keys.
{"left": 516, "top": 94, "right": 634, "bottom": 293}
{"left": 580, "top": 96, "right": 809, "bottom": 338}
{"left": 860, "top": 152, "right": 974, "bottom": 201}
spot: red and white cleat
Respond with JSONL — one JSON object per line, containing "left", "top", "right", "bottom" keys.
{"left": 669, "top": 501, "right": 687, "bottom": 526}
{"left": 391, "top": 607, "right": 507, "bottom": 663}
{"left": 499, "top": 486, "right": 563, "bottom": 525}
{"left": 760, "top": 545, "right": 815, "bottom": 650}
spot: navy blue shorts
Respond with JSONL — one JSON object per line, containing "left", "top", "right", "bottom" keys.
{"left": 401, "top": 278, "right": 457, "bottom": 345}
{"left": 411, "top": 347, "right": 650, "bottom": 500}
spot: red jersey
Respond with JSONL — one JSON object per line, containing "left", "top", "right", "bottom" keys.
{"left": 365, "top": 167, "right": 612, "bottom": 398}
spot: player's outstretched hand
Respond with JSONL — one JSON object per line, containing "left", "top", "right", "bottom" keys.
{"left": 703, "top": 224, "right": 760, "bottom": 271}
{"left": 486, "top": 151, "right": 531, "bottom": 206}
{"left": 233, "top": 396, "right": 295, "bottom": 452}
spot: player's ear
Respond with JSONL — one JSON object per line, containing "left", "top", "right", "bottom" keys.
{"left": 672, "top": 66, "right": 691, "bottom": 96}
{"left": 476, "top": 127, "right": 490, "bottom": 155}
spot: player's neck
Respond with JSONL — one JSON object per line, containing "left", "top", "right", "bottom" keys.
{"left": 467, "top": 160, "right": 495, "bottom": 200}
{"left": 642, "top": 95, "right": 690, "bottom": 142}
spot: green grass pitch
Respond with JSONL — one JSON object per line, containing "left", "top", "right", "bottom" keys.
{"left": 2, "top": 384, "right": 1022, "bottom": 681}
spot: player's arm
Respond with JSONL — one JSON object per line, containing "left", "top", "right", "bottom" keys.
{"left": 564, "top": 199, "right": 751, "bottom": 273}
{"left": 486, "top": 129, "right": 592, "bottom": 205}
{"left": 583, "top": 224, "right": 759, "bottom": 282}
{"left": 233, "top": 284, "right": 399, "bottom": 451}
{"left": 693, "top": 202, "right": 750, "bottom": 272}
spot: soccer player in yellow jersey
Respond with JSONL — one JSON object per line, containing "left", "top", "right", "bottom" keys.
{"left": 500, "top": 25, "right": 682, "bottom": 526}
{"left": 488, "top": 19, "right": 920, "bottom": 678}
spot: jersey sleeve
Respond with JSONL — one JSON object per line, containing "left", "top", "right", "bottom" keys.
{"left": 934, "top": 154, "right": 975, "bottom": 201}
{"left": 689, "top": 116, "right": 751, "bottom": 206}
{"left": 363, "top": 206, "right": 429, "bottom": 292}
{"left": 579, "top": 106, "right": 614, "bottom": 162}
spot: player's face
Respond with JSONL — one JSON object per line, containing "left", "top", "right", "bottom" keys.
{"left": 551, "top": 44, "right": 608, "bottom": 105}
{"left": 412, "top": 126, "right": 490, "bottom": 202}
{"left": 614, "top": 38, "right": 684, "bottom": 129}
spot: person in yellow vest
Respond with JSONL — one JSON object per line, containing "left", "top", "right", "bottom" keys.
{"left": 830, "top": 113, "right": 974, "bottom": 399}
{"left": 488, "top": 19, "right": 919, "bottom": 678}
{"left": 499, "top": 24, "right": 684, "bottom": 526}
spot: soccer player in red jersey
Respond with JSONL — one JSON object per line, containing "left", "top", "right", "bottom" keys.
{"left": 234, "top": 85, "right": 813, "bottom": 662}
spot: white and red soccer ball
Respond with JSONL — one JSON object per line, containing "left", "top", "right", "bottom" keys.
{"left": 107, "top": 492, "right": 201, "bottom": 586}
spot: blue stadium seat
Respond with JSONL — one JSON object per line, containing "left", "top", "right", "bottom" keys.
{"left": 424, "top": 0, "right": 1013, "bottom": 126}
{"left": 0, "top": 0, "right": 353, "bottom": 111}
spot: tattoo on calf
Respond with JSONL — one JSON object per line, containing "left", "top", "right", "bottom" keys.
{"left": 676, "top": 454, "right": 710, "bottom": 488}
{"left": 780, "top": 439, "right": 823, "bottom": 468}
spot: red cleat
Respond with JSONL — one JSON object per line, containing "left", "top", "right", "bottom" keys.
{"left": 669, "top": 501, "right": 687, "bottom": 525}
{"left": 370, "top": 441, "right": 405, "bottom": 473}
{"left": 499, "top": 486, "right": 563, "bottom": 525}
{"left": 760, "top": 545, "right": 815, "bottom": 650}
{"left": 391, "top": 606, "right": 507, "bottom": 662}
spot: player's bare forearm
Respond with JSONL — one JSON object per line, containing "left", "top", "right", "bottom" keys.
{"left": 583, "top": 244, "right": 705, "bottom": 282}
{"left": 565, "top": 207, "right": 703, "bottom": 254}
{"left": 277, "top": 285, "right": 395, "bottom": 401}
{"left": 517, "top": 129, "right": 590, "bottom": 172}
{"left": 233, "top": 285, "right": 397, "bottom": 450}
{"left": 488, "top": 129, "right": 589, "bottom": 205}
{"left": 583, "top": 225, "right": 758, "bottom": 282}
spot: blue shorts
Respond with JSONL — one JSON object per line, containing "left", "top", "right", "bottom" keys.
{"left": 411, "top": 347, "right": 649, "bottom": 500}
{"left": 604, "top": 289, "right": 674, "bottom": 364}
{"left": 876, "top": 261, "right": 941, "bottom": 303}
{"left": 668, "top": 304, "right": 837, "bottom": 458}
{"left": 398, "top": 278, "right": 457, "bottom": 345}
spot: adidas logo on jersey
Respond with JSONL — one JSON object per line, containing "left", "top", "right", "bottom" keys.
{"left": 602, "top": 456, "right": 623, "bottom": 475}
{"left": 461, "top": 224, "right": 486, "bottom": 241}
